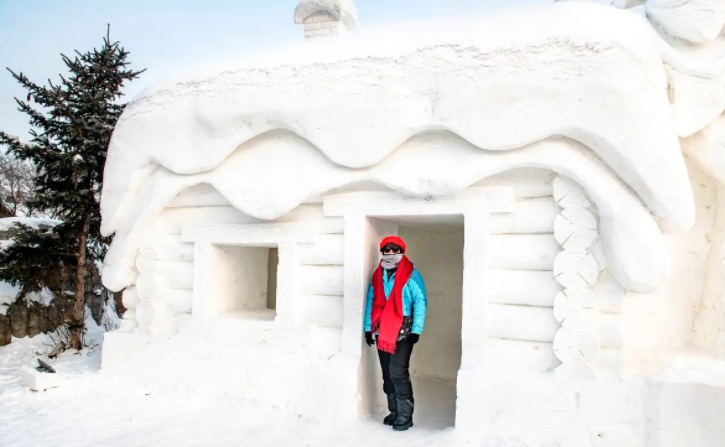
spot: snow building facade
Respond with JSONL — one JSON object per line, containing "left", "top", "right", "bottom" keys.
{"left": 100, "top": 1, "right": 725, "bottom": 445}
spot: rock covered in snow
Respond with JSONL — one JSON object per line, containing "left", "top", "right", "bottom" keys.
{"left": 19, "top": 364, "right": 63, "bottom": 391}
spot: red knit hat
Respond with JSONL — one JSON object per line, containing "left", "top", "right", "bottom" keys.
{"left": 379, "top": 235, "right": 406, "bottom": 253}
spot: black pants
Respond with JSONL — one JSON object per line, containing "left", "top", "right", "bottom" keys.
{"left": 377, "top": 337, "right": 415, "bottom": 400}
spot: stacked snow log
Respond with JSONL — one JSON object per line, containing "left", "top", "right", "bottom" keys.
{"left": 476, "top": 169, "right": 622, "bottom": 374}
{"left": 475, "top": 169, "right": 562, "bottom": 373}
{"left": 123, "top": 201, "right": 263, "bottom": 333}
{"left": 480, "top": 172, "right": 626, "bottom": 377}
{"left": 551, "top": 176, "right": 607, "bottom": 379}
{"left": 297, "top": 236, "right": 345, "bottom": 328}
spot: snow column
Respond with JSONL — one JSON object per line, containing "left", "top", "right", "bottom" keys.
{"left": 131, "top": 247, "right": 177, "bottom": 335}
{"left": 119, "top": 288, "right": 139, "bottom": 332}
{"left": 552, "top": 176, "right": 601, "bottom": 379}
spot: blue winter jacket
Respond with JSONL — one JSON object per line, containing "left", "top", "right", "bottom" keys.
{"left": 363, "top": 268, "right": 427, "bottom": 335}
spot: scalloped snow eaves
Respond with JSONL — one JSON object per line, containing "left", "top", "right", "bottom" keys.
{"left": 101, "top": 132, "right": 667, "bottom": 293}
{"left": 100, "top": 2, "right": 696, "bottom": 239}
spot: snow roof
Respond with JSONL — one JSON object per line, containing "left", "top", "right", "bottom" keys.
{"left": 100, "top": 1, "right": 725, "bottom": 288}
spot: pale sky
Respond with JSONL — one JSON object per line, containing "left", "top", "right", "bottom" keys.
{"left": 0, "top": 0, "right": 549, "bottom": 138}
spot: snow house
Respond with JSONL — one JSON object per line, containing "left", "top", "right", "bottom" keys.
{"left": 99, "top": 1, "right": 725, "bottom": 445}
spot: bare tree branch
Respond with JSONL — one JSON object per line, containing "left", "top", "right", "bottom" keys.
{"left": 0, "top": 150, "right": 36, "bottom": 217}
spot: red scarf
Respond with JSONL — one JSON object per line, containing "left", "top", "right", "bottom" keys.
{"left": 370, "top": 256, "right": 414, "bottom": 354}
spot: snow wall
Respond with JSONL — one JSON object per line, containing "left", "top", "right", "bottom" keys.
{"left": 101, "top": 163, "right": 725, "bottom": 446}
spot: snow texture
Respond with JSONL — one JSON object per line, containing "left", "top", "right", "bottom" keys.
{"left": 646, "top": 0, "right": 725, "bottom": 44}
{"left": 4, "top": 329, "right": 725, "bottom": 447}
{"left": 102, "top": 133, "right": 668, "bottom": 293}
{"left": 0, "top": 287, "right": 53, "bottom": 316}
{"left": 91, "top": 1, "right": 725, "bottom": 446}
{"left": 18, "top": 364, "right": 64, "bottom": 391}
{"left": 102, "top": 2, "right": 698, "bottom": 237}
{"left": 100, "top": 1, "right": 725, "bottom": 293}
{"left": 0, "top": 331, "right": 545, "bottom": 447}
{"left": 102, "top": 1, "right": 725, "bottom": 295}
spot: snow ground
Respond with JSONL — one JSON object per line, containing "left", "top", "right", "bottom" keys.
{"left": 0, "top": 332, "right": 540, "bottom": 447}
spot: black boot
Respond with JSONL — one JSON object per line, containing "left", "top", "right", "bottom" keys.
{"left": 383, "top": 394, "right": 397, "bottom": 426}
{"left": 392, "top": 396, "right": 414, "bottom": 431}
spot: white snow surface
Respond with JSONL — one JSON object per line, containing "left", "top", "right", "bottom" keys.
{"left": 0, "top": 281, "right": 53, "bottom": 316}
{"left": 0, "top": 332, "right": 543, "bottom": 447}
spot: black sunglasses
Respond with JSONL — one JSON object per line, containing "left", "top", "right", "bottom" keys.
{"left": 381, "top": 245, "right": 402, "bottom": 254}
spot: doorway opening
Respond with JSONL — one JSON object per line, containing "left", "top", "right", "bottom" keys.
{"left": 400, "top": 224, "right": 463, "bottom": 429}
{"left": 266, "top": 248, "right": 279, "bottom": 311}
{"left": 364, "top": 216, "right": 464, "bottom": 430}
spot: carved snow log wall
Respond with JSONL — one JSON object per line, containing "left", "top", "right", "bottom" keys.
{"left": 121, "top": 184, "right": 345, "bottom": 334}
{"left": 120, "top": 168, "right": 609, "bottom": 376}
{"left": 476, "top": 169, "right": 562, "bottom": 373}
{"left": 552, "top": 176, "right": 604, "bottom": 379}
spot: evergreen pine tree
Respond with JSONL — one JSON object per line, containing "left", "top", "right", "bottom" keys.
{"left": 0, "top": 27, "right": 144, "bottom": 349}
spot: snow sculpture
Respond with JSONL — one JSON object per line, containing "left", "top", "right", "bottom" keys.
{"left": 294, "top": 0, "right": 358, "bottom": 39}
{"left": 552, "top": 177, "right": 600, "bottom": 379}
{"left": 646, "top": 0, "right": 725, "bottom": 43}
{"left": 99, "top": 1, "right": 725, "bottom": 446}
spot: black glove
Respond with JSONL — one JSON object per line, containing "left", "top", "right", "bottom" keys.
{"left": 365, "top": 332, "right": 375, "bottom": 347}
{"left": 410, "top": 334, "right": 420, "bottom": 344}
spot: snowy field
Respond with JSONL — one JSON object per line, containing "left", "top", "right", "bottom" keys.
{"left": 0, "top": 329, "right": 543, "bottom": 447}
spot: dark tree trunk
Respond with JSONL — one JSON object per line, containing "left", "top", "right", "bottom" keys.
{"left": 70, "top": 213, "right": 90, "bottom": 350}
{"left": 0, "top": 201, "right": 14, "bottom": 218}
{"left": 0, "top": 314, "right": 11, "bottom": 346}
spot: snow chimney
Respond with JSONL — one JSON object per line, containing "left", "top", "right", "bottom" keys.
{"left": 294, "top": 0, "right": 359, "bottom": 40}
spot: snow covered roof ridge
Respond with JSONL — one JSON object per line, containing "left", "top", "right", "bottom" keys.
{"left": 100, "top": 132, "right": 670, "bottom": 294}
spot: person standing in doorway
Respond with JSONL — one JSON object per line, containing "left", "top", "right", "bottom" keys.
{"left": 364, "top": 235, "right": 427, "bottom": 431}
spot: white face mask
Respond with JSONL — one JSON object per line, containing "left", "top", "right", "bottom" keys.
{"left": 381, "top": 254, "right": 403, "bottom": 269}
